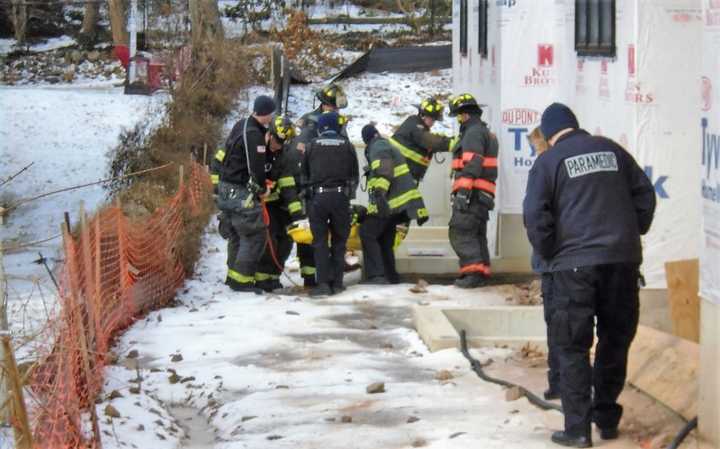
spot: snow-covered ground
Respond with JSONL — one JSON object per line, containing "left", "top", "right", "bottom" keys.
{"left": 0, "top": 85, "right": 167, "bottom": 361}
{"left": 0, "top": 36, "right": 77, "bottom": 56}
{"left": 93, "top": 228, "right": 558, "bottom": 449}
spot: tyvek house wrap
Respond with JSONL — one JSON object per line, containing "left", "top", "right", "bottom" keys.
{"left": 453, "top": 0, "right": 703, "bottom": 288}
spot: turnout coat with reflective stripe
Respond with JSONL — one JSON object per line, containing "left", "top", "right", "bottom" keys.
{"left": 390, "top": 115, "right": 451, "bottom": 182}
{"left": 450, "top": 115, "right": 499, "bottom": 206}
{"left": 365, "top": 136, "right": 429, "bottom": 221}
{"left": 264, "top": 145, "right": 305, "bottom": 219}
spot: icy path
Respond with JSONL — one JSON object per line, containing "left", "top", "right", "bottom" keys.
{"left": 96, "top": 227, "right": 559, "bottom": 449}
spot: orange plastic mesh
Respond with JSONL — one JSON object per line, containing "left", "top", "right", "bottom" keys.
{"left": 28, "top": 163, "right": 212, "bottom": 448}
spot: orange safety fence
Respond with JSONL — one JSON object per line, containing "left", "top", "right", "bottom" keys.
{"left": 27, "top": 162, "right": 212, "bottom": 449}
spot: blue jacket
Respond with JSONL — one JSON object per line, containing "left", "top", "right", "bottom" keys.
{"left": 523, "top": 129, "right": 656, "bottom": 271}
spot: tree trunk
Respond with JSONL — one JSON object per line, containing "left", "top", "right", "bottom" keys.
{"left": 109, "top": 0, "right": 129, "bottom": 46}
{"left": 10, "top": 0, "right": 27, "bottom": 45}
{"left": 189, "top": 0, "right": 224, "bottom": 50}
{"left": 81, "top": 1, "right": 99, "bottom": 36}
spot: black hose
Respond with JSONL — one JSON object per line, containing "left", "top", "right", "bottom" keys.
{"left": 667, "top": 417, "right": 698, "bottom": 449}
{"left": 459, "top": 329, "right": 562, "bottom": 412}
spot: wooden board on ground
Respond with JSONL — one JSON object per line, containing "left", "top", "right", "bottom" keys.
{"left": 665, "top": 259, "right": 700, "bottom": 342}
{"left": 627, "top": 325, "right": 699, "bottom": 421}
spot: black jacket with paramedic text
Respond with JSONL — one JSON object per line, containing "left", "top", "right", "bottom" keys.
{"left": 522, "top": 129, "right": 656, "bottom": 271}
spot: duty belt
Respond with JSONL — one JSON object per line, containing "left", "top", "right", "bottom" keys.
{"left": 314, "top": 186, "right": 346, "bottom": 194}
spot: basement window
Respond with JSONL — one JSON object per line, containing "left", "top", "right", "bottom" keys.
{"left": 478, "top": 0, "right": 488, "bottom": 58}
{"left": 460, "top": 0, "right": 468, "bottom": 56}
{"left": 575, "top": 0, "right": 616, "bottom": 57}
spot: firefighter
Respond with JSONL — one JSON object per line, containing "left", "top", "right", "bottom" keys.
{"left": 447, "top": 93, "right": 499, "bottom": 289}
{"left": 389, "top": 98, "right": 452, "bottom": 184}
{"left": 254, "top": 115, "right": 305, "bottom": 292}
{"left": 213, "top": 95, "right": 276, "bottom": 293}
{"left": 359, "top": 124, "right": 429, "bottom": 284}
{"left": 303, "top": 112, "right": 359, "bottom": 297}
{"left": 294, "top": 83, "right": 349, "bottom": 152}
{"left": 524, "top": 103, "right": 656, "bottom": 447}
{"left": 527, "top": 126, "right": 559, "bottom": 401}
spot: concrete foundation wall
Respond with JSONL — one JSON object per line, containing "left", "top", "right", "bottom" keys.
{"left": 699, "top": 298, "right": 720, "bottom": 446}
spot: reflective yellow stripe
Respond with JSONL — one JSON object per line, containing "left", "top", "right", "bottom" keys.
{"left": 388, "top": 189, "right": 422, "bottom": 209}
{"left": 367, "top": 204, "right": 378, "bottom": 214}
{"left": 288, "top": 201, "right": 302, "bottom": 214}
{"left": 300, "top": 266, "right": 316, "bottom": 276}
{"left": 277, "top": 176, "right": 296, "bottom": 188}
{"left": 448, "top": 136, "right": 460, "bottom": 152}
{"left": 228, "top": 269, "right": 254, "bottom": 283}
{"left": 254, "top": 272, "right": 273, "bottom": 281}
{"left": 417, "top": 207, "right": 429, "bottom": 218}
{"left": 211, "top": 174, "right": 219, "bottom": 185}
{"left": 265, "top": 191, "right": 280, "bottom": 202}
{"left": 215, "top": 149, "right": 226, "bottom": 162}
{"left": 389, "top": 137, "right": 430, "bottom": 167}
{"left": 393, "top": 164, "right": 410, "bottom": 177}
{"left": 371, "top": 159, "right": 381, "bottom": 170}
{"left": 369, "top": 177, "right": 390, "bottom": 191}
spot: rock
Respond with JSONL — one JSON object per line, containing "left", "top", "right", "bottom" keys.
{"left": 241, "top": 416, "right": 257, "bottom": 422}
{"left": 267, "top": 435, "right": 283, "bottom": 440}
{"left": 70, "top": 50, "right": 83, "bottom": 64}
{"left": 108, "top": 390, "right": 123, "bottom": 400}
{"left": 129, "top": 387, "right": 141, "bottom": 395}
{"left": 286, "top": 310, "right": 300, "bottom": 316}
{"left": 87, "top": 50, "right": 101, "bottom": 62}
{"left": 411, "top": 438, "right": 428, "bottom": 447}
{"left": 505, "top": 386, "right": 523, "bottom": 402}
{"left": 170, "top": 353, "right": 183, "bottom": 362}
{"left": 180, "top": 376, "right": 195, "bottom": 383}
{"left": 127, "top": 349, "right": 139, "bottom": 359}
{"left": 47, "top": 76, "right": 60, "bottom": 84}
{"left": 341, "top": 415, "right": 352, "bottom": 423}
{"left": 105, "top": 351, "right": 119, "bottom": 365}
{"left": 434, "top": 370, "right": 454, "bottom": 381}
{"left": 449, "top": 432, "right": 467, "bottom": 439}
{"left": 366, "top": 382, "right": 385, "bottom": 394}
{"left": 168, "top": 373, "right": 181, "bottom": 384}
{"left": 104, "top": 404, "right": 121, "bottom": 419}
{"left": 407, "top": 416, "right": 420, "bottom": 423}
{"left": 410, "top": 279, "right": 429, "bottom": 294}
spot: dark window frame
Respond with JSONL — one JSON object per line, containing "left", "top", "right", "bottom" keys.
{"left": 575, "top": 0, "right": 616, "bottom": 57}
{"left": 478, "top": 0, "right": 488, "bottom": 58}
{"left": 460, "top": 0, "right": 468, "bottom": 56}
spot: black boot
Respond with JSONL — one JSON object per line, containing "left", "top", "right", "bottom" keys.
{"left": 543, "top": 388, "right": 561, "bottom": 400}
{"left": 598, "top": 427, "right": 618, "bottom": 440}
{"left": 454, "top": 273, "right": 487, "bottom": 289}
{"left": 360, "top": 276, "right": 389, "bottom": 285}
{"left": 226, "top": 278, "right": 263, "bottom": 295}
{"left": 303, "top": 276, "right": 317, "bottom": 288}
{"left": 551, "top": 431, "right": 592, "bottom": 448}
{"left": 256, "top": 279, "right": 282, "bottom": 292}
{"left": 309, "top": 283, "right": 333, "bottom": 298}
{"left": 331, "top": 282, "right": 346, "bottom": 294}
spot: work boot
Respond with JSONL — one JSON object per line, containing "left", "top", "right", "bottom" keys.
{"left": 360, "top": 276, "right": 389, "bottom": 285}
{"left": 597, "top": 427, "right": 618, "bottom": 440}
{"left": 453, "top": 274, "right": 487, "bottom": 289}
{"left": 310, "top": 283, "right": 333, "bottom": 298}
{"left": 544, "top": 388, "right": 561, "bottom": 400}
{"left": 226, "top": 278, "right": 263, "bottom": 295}
{"left": 303, "top": 276, "right": 317, "bottom": 288}
{"left": 551, "top": 431, "right": 592, "bottom": 448}
{"left": 256, "top": 279, "right": 282, "bottom": 292}
{"left": 331, "top": 282, "right": 346, "bottom": 294}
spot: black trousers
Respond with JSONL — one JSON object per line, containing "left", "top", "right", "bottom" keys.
{"left": 448, "top": 200, "right": 490, "bottom": 274}
{"left": 297, "top": 243, "right": 316, "bottom": 280}
{"left": 541, "top": 272, "right": 560, "bottom": 393}
{"left": 308, "top": 191, "right": 350, "bottom": 287}
{"left": 257, "top": 203, "right": 293, "bottom": 280}
{"left": 551, "top": 263, "right": 640, "bottom": 437}
{"left": 221, "top": 205, "right": 266, "bottom": 284}
{"left": 359, "top": 213, "right": 406, "bottom": 282}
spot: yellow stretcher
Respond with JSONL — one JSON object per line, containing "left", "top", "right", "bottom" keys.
{"left": 287, "top": 223, "right": 407, "bottom": 251}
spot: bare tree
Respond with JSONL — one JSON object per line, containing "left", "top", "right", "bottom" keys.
{"left": 80, "top": 0, "right": 99, "bottom": 42}
{"left": 109, "top": 0, "right": 129, "bottom": 46}
{"left": 10, "top": 0, "right": 27, "bottom": 45}
{"left": 189, "top": 0, "right": 224, "bottom": 50}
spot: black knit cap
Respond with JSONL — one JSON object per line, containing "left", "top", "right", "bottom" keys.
{"left": 540, "top": 102, "right": 579, "bottom": 140}
{"left": 253, "top": 95, "right": 276, "bottom": 116}
{"left": 361, "top": 124, "right": 379, "bottom": 145}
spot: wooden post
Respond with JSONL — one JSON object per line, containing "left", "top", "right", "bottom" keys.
{"left": 78, "top": 202, "right": 98, "bottom": 349}
{"left": 203, "top": 143, "right": 208, "bottom": 169}
{"left": 0, "top": 242, "right": 33, "bottom": 448}
{"left": 0, "top": 240, "right": 8, "bottom": 425}
{"left": 665, "top": 259, "right": 700, "bottom": 342}
{"left": 178, "top": 165, "right": 184, "bottom": 190}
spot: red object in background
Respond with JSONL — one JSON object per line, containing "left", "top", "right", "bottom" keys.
{"left": 115, "top": 45, "right": 130, "bottom": 68}
{"left": 148, "top": 60, "right": 165, "bottom": 90}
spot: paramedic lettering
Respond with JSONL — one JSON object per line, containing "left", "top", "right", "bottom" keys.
{"left": 564, "top": 152, "right": 618, "bottom": 178}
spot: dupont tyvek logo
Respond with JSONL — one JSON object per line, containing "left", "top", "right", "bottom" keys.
{"left": 502, "top": 108, "right": 539, "bottom": 126}
{"left": 643, "top": 166, "right": 669, "bottom": 199}
{"left": 538, "top": 44, "right": 554, "bottom": 67}
{"left": 702, "top": 118, "right": 720, "bottom": 203}
{"left": 496, "top": 0, "right": 517, "bottom": 7}
{"left": 702, "top": 76, "right": 712, "bottom": 112}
